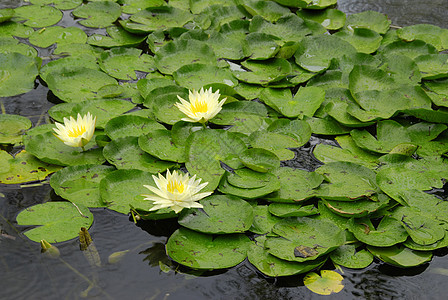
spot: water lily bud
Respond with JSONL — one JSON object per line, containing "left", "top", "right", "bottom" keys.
{"left": 40, "top": 239, "right": 60, "bottom": 259}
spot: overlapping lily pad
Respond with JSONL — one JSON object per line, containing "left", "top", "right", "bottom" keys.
{"left": 0, "top": 53, "right": 39, "bottom": 97}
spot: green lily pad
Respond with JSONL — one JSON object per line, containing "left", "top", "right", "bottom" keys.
{"left": 266, "top": 218, "right": 346, "bottom": 262}
{"left": 0, "top": 150, "right": 62, "bottom": 184}
{"left": 50, "top": 164, "right": 116, "bottom": 207}
{"left": 244, "top": 32, "right": 280, "bottom": 60}
{"left": 378, "top": 40, "right": 438, "bottom": 60}
{"left": 348, "top": 217, "right": 408, "bottom": 247}
{"left": 29, "top": 26, "right": 87, "bottom": 48}
{"left": 173, "top": 64, "right": 238, "bottom": 90}
{"left": 0, "top": 8, "right": 14, "bottom": 23}
{"left": 294, "top": 35, "right": 357, "bottom": 72}
{"left": 226, "top": 168, "right": 271, "bottom": 189}
{"left": 376, "top": 156, "right": 448, "bottom": 202}
{"left": 39, "top": 55, "right": 100, "bottom": 83}
{"left": 391, "top": 207, "right": 445, "bottom": 246}
{"left": 87, "top": 25, "right": 147, "bottom": 48}
{"left": 186, "top": 129, "right": 247, "bottom": 192}
{"left": 178, "top": 195, "right": 254, "bottom": 234}
{"left": 0, "top": 21, "right": 33, "bottom": 38}
{"left": 249, "top": 14, "right": 311, "bottom": 45}
{"left": 367, "top": 245, "right": 432, "bottom": 268}
{"left": 102, "top": 136, "right": 175, "bottom": 173}
{"left": 119, "top": 0, "right": 165, "bottom": 14}
{"left": 147, "top": 85, "right": 188, "bottom": 125}
{"left": 0, "top": 114, "right": 31, "bottom": 144}
{"left": 305, "top": 116, "right": 351, "bottom": 135}
{"left": 0, "top": 36, "right": 37, "bottom": 57}
{"left": 398, "top": 189, "right": 448, "bottom": 225}
{"left": 232, "top": 58, "right": 291, "bottom": 85}
{"left": 129, "top": 6, "right": 193, "bottom": 32}
{"left": 154, "top": 39, "right": 217, "bottom": 75}
{"left": 239, "top": 148, "right": 280, "bottom": 173}
{"left": 166, "top": 227, "right": 251, "bottom": 269}
{"left": 16, "top": 202, "right": 93, "bottom": 243}
{"left": 313, "top": 134, "right": 380, "bottom": 169}
{"left": 99, "top": 47, "right": 154, "bottom": 80}
{"left": 249, "top": 205, "right": 282, "bottom": 235}
{"left": 268, "top": 203, "right": 318, "bottom": 218}
{"left": 315, "top": 161, "right": 378, "bottom": 201}
{"left": 248, "top": 236, "right": 326, "bottom": 277}
{"left": 303, "top": 270, "right": 344, "bottom": 296}
{"left": 104, "top": 115, "right": 165, "bottom": 140}
{"left": 13, "top": 4, "right": 62, "bottom": 28}
{"left": 346, "top": 10, "right": 391, "bottom": 34}
{"left": 266, "top": 167, "right": 322, "bottom": 203}
{"left": 296, "top": 8, "right": 345, "bottom": 30}
{"left": 99, "top": 169, "right": 175, "bottom": 218}
{"left": 48, "top": 99, "right": 135, "bottom": 129}
{"left": 397, "top": 24, "right": 448, "bottom": 51}
{"left": 330, "top": 244, "right": 373, "bottom": 269}
{"left": 44, "top": 67, "right": 118, "bottom": 102}
{"left": 138, "top": 130, "right": 186, "bottom": 163}
{"left": 414, "top": 54, "right": 448, "bottom": 80}
{"left": 73, "top": 1, "right": 121, "bottom": 28}
{"left": 242, "top": 0, "right": 289, "bottom": 22}
{"left": 322, "top": 193, "right": 390, "bottom": 218}
{"left": 24, "top": 131, "right": 105, "bottom": 166}
{"left": 218, "top": 171, "right": 280, "bottom": 199}
{"left": 30, "top": 0, "right": 82, "bottom": 10}
{"left": 0, "top": 52, "right": 39, "bottom": 97}
{"left": 334, "top": 27, "right": 382, "bottom": 54}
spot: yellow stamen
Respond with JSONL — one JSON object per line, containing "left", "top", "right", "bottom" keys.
{"left": 191, "top": 101, "right": 208, "bottom": 114}
{"left": 167, "top": 180, "right": 184, "bottom": 193}
{"left": 67, "top": 125, "right": 86, "bottom": 138}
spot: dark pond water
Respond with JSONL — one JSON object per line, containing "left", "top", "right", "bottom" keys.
{"left": 1, "top": 1, "right": 448, "bottom": 299}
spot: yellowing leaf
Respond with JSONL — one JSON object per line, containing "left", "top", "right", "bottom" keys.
{"left": 304, "top": 270, "right": 344, "bottom": 295}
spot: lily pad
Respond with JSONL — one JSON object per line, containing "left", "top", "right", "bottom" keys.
{"left": 219, "top": 171, "right": 280, "bottom": 199}
{"left": 138, "top": 130, "right": 186, "bottom": 163}
{"left": 102, "top": 136, "right": 175, "bottom": 173}
{"left": 129, "top": 6, "right": 193, "bottom": 32}
{"left": 248, "top": 236, "right": 326, "bottom": 277}
{"left": 50, "top": 164, "right": 115, "bottom": 207}
{"left": 166, "top": 227, "right": 250, "bottom": 269}
{"left": 104, "top": 115, "right": 165, "bottom": 140}
{"left": 178, "top": 195, "right": 254, "bottom": 234}
{"left": 249, "top": 205, "right": 282, "bottom": 235}
{"left": 0, "top": 114, "right": 31, "bottom": 144}
{"left": 29, "top": 26, "right": 87, "bottom": 48}
{"left": 330, "top": 244, "right": 373, "bottom": 269}
{"left": 87, "top": 25, "right": 147, "bottom": 48}
{"left": 268, "top": 203, "right": 318, "bottom": 218}
{"left": 226, "top": 168, "right": 271, "bottom": 189}
{"left": 0, "top": 150, "right": 61, "bottom": 184}
{"left": 16, "top": 202, "right": 93, "bottom": 243}
{"left": 30, "top": 0, "right": 82, "bottom": 10}
{"left": 239, "top": 148, "right": 280, "bottom": 173}
{"left": 346, "top": 10, "right": 391, "bottom": 34}
{"left": 367, "top": 245, "right": 432, "bottom": 268}
{"left": 296, "top": 8, "right": 345, "bottom": 30}
{"left": 154, "top": 39, "right": 216, "bottom": 75}
{"left": 266, "top": 217, "right": 346, "bottom": 262}
{"left": 232, "top": 58, "right": 291, "bottom": 85}
{"left": 0, "top": 53, "right": 39, "bottom": 97}
{"left": 397, "top": 24, "right": 448, "bottom": 51}
{"left": 99, "top": 47, "right": 155, "bottom": 80}
{"left": 73, "top": 1, "right": 121, "bottom": 28}
{"left": 348, "top": 217, "right": 408, "bottom": 247}
{"left": 99, "top": 169, "right": 175, "bottom": 218}
{"left": 173, "top": 64, "right": 238, "bottom": 90}
{"left": 13, "top": 4, "right": 62, "bottom": 27}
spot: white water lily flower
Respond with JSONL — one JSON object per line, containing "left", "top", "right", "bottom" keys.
{"left": 175, "top": 87, "right": 226, "bottom": 123}
{"left": 53, "top": 112, "right": 96, "bottom": 149}
{"left": 142, "top": 169, "right": 212, "bottom": 214}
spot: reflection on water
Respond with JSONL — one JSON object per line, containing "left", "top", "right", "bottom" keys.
{"left": 2, "top": 0, "right": 448, "bottom": 299}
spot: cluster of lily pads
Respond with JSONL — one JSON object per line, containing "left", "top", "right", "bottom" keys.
{"left": 2, "top": 0, "right": 448, "bottom": 284}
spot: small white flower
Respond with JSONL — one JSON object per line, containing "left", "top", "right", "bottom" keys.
{"left": 53, "top": 112, "right": 96, "bottom": 149}
{"left": 175, "top": 87, "right": 226, "bottom": 123}
{"left": 142, "top": 169, "right": 212, "bottom": 214}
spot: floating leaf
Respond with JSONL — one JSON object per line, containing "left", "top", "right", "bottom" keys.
{"left": 73, "top": 1, "right": 121, "bottom": 28}
{"left": 0, "top": 114, "right": 31, "bottom": 144}
{"left": 29, "top": 26, "right": 87, "bottom": 48}
{"left": 138, "top": 130, "right": 186, "bottom": 163}
{"left": 99, "top": 47, "right": 154, "bottom": 80}
{"left": 178, "top": 195, "right": 254, "bottom": 234}
{"left": 16, "top": 202, "right": 93, "bottom": 243}
{"left": 367, "top": 245, "right": 432, "bottom": 268}
{"left": 268, "top": 203, "right": 318, "bottom": 218}
{"left": 348, "top": 217, "right": 408, "bottom": 247}
{"left": 13, "top": 4, "right": 62, "bottom": 27}
{"left": 173, "top": 64, "right": 238, "bottom": 90}
{"left": 104, "top": 115, "right": 165, "bottom": 140}
{"left": 296, "top": 8, "right": 345, "bottom": 30}
{"left": 129, "top": 6, "right": 193, "bottom": 32}
{"left": 103, "top": 136, "right": 175, "bottom": 173}
{"left": 30, "top": 0, "right": 82, "bottom": 10}
{"left": 397, "top": 24, "right": 448, "bottom": 51}
{"left": 166, "top": 227, "right": 250, "bottom": 269}
{"left": 0, "top": 53, "right": 39, "bottom": 97}
{"left": 304, "top": 270, "right": 344, "bottom": 296}
{"left": 87, "top": 25, "right": 147, "bottom": 48}
{"left": 218, "top": 171, "right": 280, "bottom": 199}
{"left": 346, "top": 10, "right": 391, "bottom": 34}
{"left": 330, "top": 244, "right": 373, "bottom": 269}
{"left": 0, "top": 150, "right": 61, "bottom": 184}
{"left": 249, "top": 205, "right": 282, "bottom": 235}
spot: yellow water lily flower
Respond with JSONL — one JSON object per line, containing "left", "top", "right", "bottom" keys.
{"left": 175, "top": 87, "right": 226, "bottom": 123}
{"left": 142, "top": 169, "right": 212, "bottom": 214}
{"left": 53, "top": 112, "right": 96, "bottom": 150}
